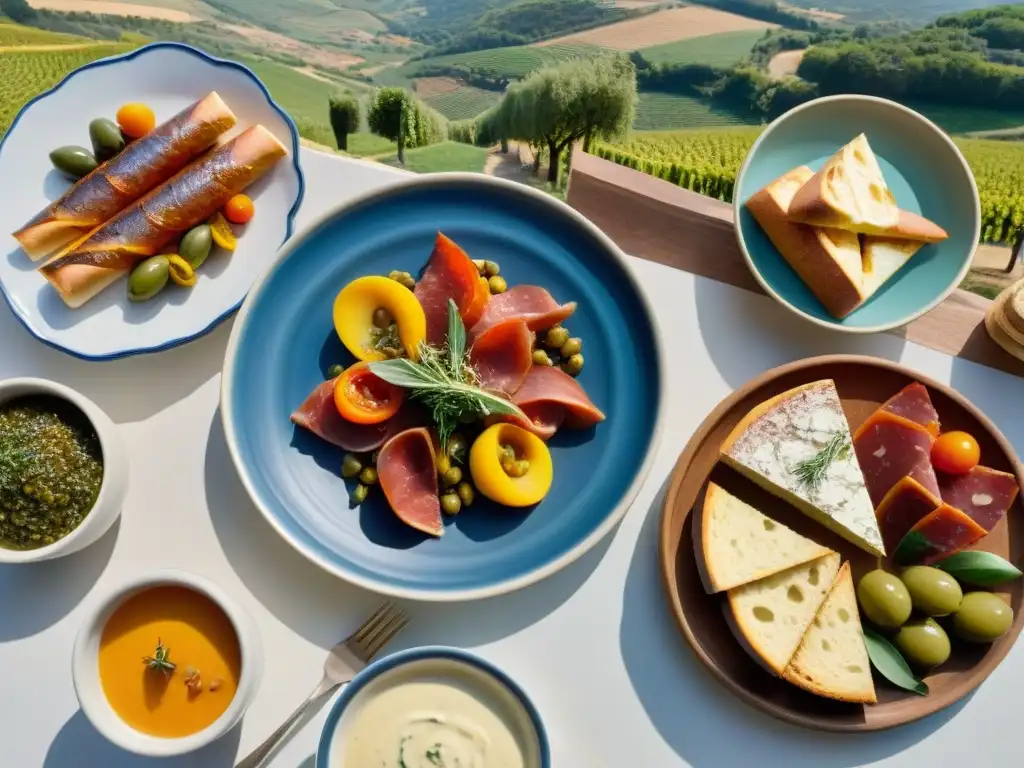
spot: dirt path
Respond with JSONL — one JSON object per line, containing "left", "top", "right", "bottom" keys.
{"left": 484, "top": 142, "right": 535, "bottom": 181}
{"left": 0, "top": 42, "right": 102, "bottom": 52}
{"left": 768, "top": 49, "right": 805, "bottom": 79}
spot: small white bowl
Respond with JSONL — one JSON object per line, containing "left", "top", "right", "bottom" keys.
{"left": 0, "top": 377, "right": 128, "bottom": 563}
{"left": 72, "top": 570, "right": 263, "bottom": 757}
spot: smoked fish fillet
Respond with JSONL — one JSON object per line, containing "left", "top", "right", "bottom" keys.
{"left": 14, "top": 92, "right": 237, "bottom": 261}
{"left": 39, "top": 125, "right": 288, "bottom": 308}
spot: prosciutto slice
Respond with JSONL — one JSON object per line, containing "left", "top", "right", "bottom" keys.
{"left": 290, "top": 378, "right": 416, "bottom": 453}
{"left": 469, "top": 318, "right": 533, "bottom": 395}
{"left": 377, "top": 427, "right": 443, "bottom": 537}
{"left": 881, "top": 382, "right": 940, "bottom": 437}
{"left": 469, "top": 285, "right": 576, "bottom": 341}
{"left": 894, "top": 504, "right": 987, "bottom": 566}
{"left": 509, "top": 365, "right": 605, "bottom": 440}
{"left": 854, "top": 411, "right": 940, "bottom": 508}
{"left": 939, "top": 466, "right": 1019, "bottom": 532}
{"left": 414, "top": 233, "right": 488, "bottom": 345}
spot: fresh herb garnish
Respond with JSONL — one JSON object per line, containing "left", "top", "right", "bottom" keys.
{"left": 863, "top": 627, "right": 928, "bottom": 696}
{"left": 142, "top": 638, "right": 176, "bottom": 676}
{"left": 369, "top": 300, "right": 526, "bottom": 447}
{"left": 425, "top": 744, "right": 444, "bottom": 766}
{"left": 793, "top": 433, "right": 851, "bottom": 492}
{"left": 0, "top": 445, "right": 32, "bottom": 490}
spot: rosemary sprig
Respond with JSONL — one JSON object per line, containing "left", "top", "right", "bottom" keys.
{"left": 369, "top": 300, "right": 525, "bottom": 447}
{"left": 793, "top": 432, "right": 851, "bottom": 493}
{"left": 142, "top": 638, "right": 176, "bottom": 676}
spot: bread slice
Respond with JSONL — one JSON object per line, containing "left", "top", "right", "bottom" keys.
{"left": 720, "top": 380, "right": 885, "bottom": 556}
{"left": 698, "top": 483, "right": 833, "bottom": 593}
{"left": 745, "top": 166, "right": 864, "bottom": 318}
{"left": 860, "top": 237, "right": 925, "bottom": 299}
{"left": 727, "top": 552, "right": 841, "bottom": 676}
{"left": 784, "top": 562, "right": 877, "bottom": 704}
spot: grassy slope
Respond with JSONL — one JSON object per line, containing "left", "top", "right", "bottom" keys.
{"left": 205, "top": 0, "right": 385, "bottom": 43}
{"left": 633, "top": 92, "right": 760, "bottom": 130}
{"left": 0, "top": 21, "right": 90, "bottom": 45}
{"left": 639, "top": 29, "right": 764, "bottom": 67}
{"left": 392, "top": 42, "right": 603, "bottom": 80}
{"left": 422, "top": 85, "right": 501, "bottom": 120}
{"left": 902, "top": 101, "right": 1024, "bottom": 135}
{"left": 380, "top": 141, "right": 489, "bottom": 172}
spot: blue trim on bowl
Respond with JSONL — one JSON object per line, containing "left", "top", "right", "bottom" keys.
{"left": 0, "top": 41, "right": 306, "bottom": 361}
{"left": 315, "top": 646, "right": 551, "bottom": 768}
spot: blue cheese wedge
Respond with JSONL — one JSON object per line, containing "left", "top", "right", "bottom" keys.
{"left": 720, "top": 380, "right": 885, "bottom": 556}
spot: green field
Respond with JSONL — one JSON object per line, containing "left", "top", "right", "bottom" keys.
{"left": 381, "top": 141, "right": 490, "bottom": 173}
{"left": 633, "top": 92, "right": 760, "bottom": 131}
{"left": 422, "top": 85, "right": 500, "bottom": 120}
{"left": 639, "top": 30, "right": 764, "bottom": 68}
{"left": 901, "top": 101, "right": 1024, "bottom": 135}
{"left": 238, "top": 58, "right": 339, "bottom": 125}
{"left": 405, "top": 42, "right": 604, "bottom": 80}
{"left": 348, "top": 132, "right": 398, "bottom": 157}
{"left": 0, "top": 21, "right": 89, "bottom": 46}
{"left": 205, "top": 0, "right": 386, "bottom": 44}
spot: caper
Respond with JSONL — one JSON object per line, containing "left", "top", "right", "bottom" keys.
{"left": 560, "top": 337, "right": 582, "bottom": 357}
{"left": 502, "top": 457, "right": 530, "bottom": 478}
{"left": 436, "top": 453, "right": 451, "bottom": 476}
{"left": 341, "top": 453, "right": 362, "bottom": 478}
{"left": 88, "top": 117, "right": 125, "bottom": 162}
{"left": 350, "top": 484, "right": 369, "bottom": 506}
{"left": 472, "top": 259, "right": 486, "bottom": 274}
{"left": 49, "top": 145, "right": 98, "bottom": 179}
{"left": 441, "top": 493, "right": 462, "bottom": 516}
{"left": 442, "top": 466, "right": 463, "bottom": 487}
{"left": 488, "top": 276, "right": 507, "bottom": 294}
{"left": 382, "top": 346, "right": 401, "bottom": 358}
{"left": 327, "top": 363, "right": 344, "bottom": 379}
{"left": 394, "top": 271, "right": 415, "bottom": 290}
{"left": 483, "top": 260, "right": 500, "bottom": 277}
{"left": 562, "top": 353, "right": 584, "bottom": 376}
{"left": 544, "top": 326, "right": 570, "bottom": 349}
{"left": 456, "top": 481, "right": 474, "bottom": 507}
{"left": 388, "top": 270, "right": 402, "bottom": 281}
{"left": 359, "top": 467, "right": 378, "bottom": 485}
{"left": 127, "top": 255, "right": 170, "bottom": 302}
{"left": 532, "top": 349, "right": 552, "bottom": 366}
{"left": 446, "top": 433, "right": 468, "bottom": 463}
{"left": 372, "top": 307, "right": 393, "bottom": 329}
{"left": 179, "top": 224, "right": 213, "bottom": 269}
{"left": 954, "top": 592, "right": 1014, "bottom": 643}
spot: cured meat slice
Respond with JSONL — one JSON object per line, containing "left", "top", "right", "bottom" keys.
{"left": 413, "top": 233, "right": 488, "bottom": 345}
{"left": 854, "top": 411, "right": 939, "bottom": 508}
{"left": 290, "top": 378, "right": 417, "bottom": 452}
{"left": 508, "top": 365, "right": 605, "bottom": 440}
{"left": 939, "top": 466, "right": 1019, "bottom": 532}
{"left": 469, "top": 318, "right": 533, "bottom": 395}
{"left": 881, "top": 382, "right": 940, "bottom": 437}
{"left": 377, "top": 427, "right": 443, "bottom": 537}
{"left": 893, "top": 504, "right": 987, "bottom": 566}
{"left": 875, "top": 477, "right": 942, "bottom": 554}
{"left": 469, "top": 285, "right": 576, "bottom": 341}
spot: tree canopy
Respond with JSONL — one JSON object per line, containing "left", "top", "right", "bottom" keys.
{"left": 328, "top": 93, "right": 360, "bottom": 152}
{"left": 368, "top": 87, "right": 446, "bottom": 164}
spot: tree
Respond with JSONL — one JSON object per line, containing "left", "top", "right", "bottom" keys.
{"left": 328, "top": 92, "right": 360, "bottom": 152}
{"left": 368, "top": 87, "right": 446, "bottom": 165}
{"left": 493, "top": 54, "right": 637, "bottom": 185}
{"left": 1, "top": 0, "right": 36, "bottom": 22}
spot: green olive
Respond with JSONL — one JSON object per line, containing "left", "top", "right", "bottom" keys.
{"left": 901, "top": 566, "right": 963, "bottom": 616}
{"left": 562, "top": 353, "right": 584, "bottom": 376}
{"left": 456, "top": 481, "right": 474, "bottom": 507}
{"left": 501, "top": 457, "right": 530, "bottom": 478}
{"left": 953, "top": 592, "right": 1014, "bottom": 643}
{"left": 341, "top": 453, "right": 362, "bottom": 478}
{"left": 327, "top": 363, "right": 344, "bottom": 379}
{"left": 436, "top": 453, "right": 451, "bottom": 476}
{"left": 359, "top": 467, "right": 378, "bottom": 486}
{"left": 895, "top": 618, "right": 951, "bottom": 668}
{"left": 49, "top": 145, "right": 98, "bottom": 179}
{"left": 544, "top": 326, "right": 569, "bottom": 349}
{"left": 88, "top": 117, "right": 125, "bottom": 162}
{"left": 350, "top": 483, "right": 369, "bottom": 506}
{"left": 483, "top": 260, "right": 500, "bottom": 277}
{"left": 856, "top": 569, "right": 912, "bottom": 628}
{"left": 179, "top": 225, "right": 213, "bottom": 269}
{"left": 441, "top": 493, "right": 462, "bottom": 516}
{"left": 532, "top": 349, "right": 552, "bottom": 366}
{"left": 442, "top": 466, "right": 463, "bottom": 488}
{"left": 488, "top": 276, "right": 507, "bottom": 294}
{"left": 127, "top": 255, "right": 170, "bottom": 302}
{"left": 372, "top": 307, "right": 393, "bottom": 329}
{"left": 560, "top": 337, "right": 582, "bottom": 357}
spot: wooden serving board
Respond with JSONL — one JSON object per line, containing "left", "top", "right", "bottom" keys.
{"left": 659, "top": 354, "right": 1024, "bottom": 732}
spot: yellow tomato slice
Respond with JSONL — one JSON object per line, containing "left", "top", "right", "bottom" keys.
{"left": 208, "top": 212, "right": 237, "bottom": 252}
{"left": 469, "top": 424, "right": 553, "bottom": 507}
{"left": 333, "top": 276, "right": 427, "bottom": 362}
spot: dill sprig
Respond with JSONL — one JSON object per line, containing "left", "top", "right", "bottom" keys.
{"left": 793, "top": 432, "right": 851, "bottom": 493}
{"left": 369, "top": 300, "right": 525, "bottom": 447}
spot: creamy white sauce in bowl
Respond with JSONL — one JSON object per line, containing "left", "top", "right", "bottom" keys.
{"left": 317, "top": 647, "right": 548, "bottom": 768}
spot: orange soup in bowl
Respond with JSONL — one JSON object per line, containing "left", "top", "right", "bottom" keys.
{"left": 98, "top": 585, "right": 241, "bottom": 738}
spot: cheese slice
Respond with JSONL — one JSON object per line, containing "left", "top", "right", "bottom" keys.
{"left": 784, "top": 561, "right": 877, "bottom": 704}
{"left": 728, "top": 552, "right": 841, "bottom": 676}
{"left": 720, "top": 380, "right": 885, "bottom": 556}
{"left": 700, "top": 483, "right": 833, "bottom": 593}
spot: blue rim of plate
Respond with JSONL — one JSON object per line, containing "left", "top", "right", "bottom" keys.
{"left": 733, "top": 94, "right": 979, "bottom": 334}
{"left": 221, "top": 172, "right": 667, "bottom": 601}
{"left": 315, "top": 646, "right": 551, "bottom": 768}
{"left": 0, "top": 41, "right": 306, "bottom": 361}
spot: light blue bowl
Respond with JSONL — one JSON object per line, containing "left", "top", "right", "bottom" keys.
{"left": 734, "top": 95, "right": 980, "bottom": 333}
{"left": 315, "top": 647, "right": 550, "bottom": 768}
{"left": 221, "top": 173, "right": 664, "bottom": 600}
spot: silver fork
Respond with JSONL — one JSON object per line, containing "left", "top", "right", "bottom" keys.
{"left": 235, "top": 602, "right": 410, "bottom": 768}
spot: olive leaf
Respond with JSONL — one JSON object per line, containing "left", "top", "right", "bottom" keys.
{"left": 863, "top": 628, "right": 928, "bottom": 696}
{"left": 893, "top": 530, "right": 933, "bottom": 566}
{"left": 935, "top": 551, "right": 1023, "bottom": 587}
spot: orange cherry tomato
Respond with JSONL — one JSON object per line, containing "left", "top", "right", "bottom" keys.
{"left": 462, "top": 275, "right": 489, "bottom": 329}
{"left": 224, "top": 194, "right": 255, "bottom": 225}
{"left": 116, "top": 103, "right": 155, "bottom": 139}
{"left": 333, "top": 362, "right": 404, "bottom": 425}
{"left": 931, "top": 431, "right": 980, "bottom": 475}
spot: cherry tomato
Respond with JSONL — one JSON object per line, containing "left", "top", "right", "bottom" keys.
{"left": 224, "top": 194, "right": 255, "bottom": 224}
{"left": 931, "top": 431, "right": 980, "bottom": 475}
{"left": 116, "top": 103, "right": 155, "bottom": 139}
{"left": 334, "top": 362, "right": 404, "bottom": 425}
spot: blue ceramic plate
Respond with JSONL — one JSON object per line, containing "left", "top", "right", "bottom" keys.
{"left": 734, "top": 95, "right": 980, "bottom": 333}
{"left": 0, "top": 42, "right": 304, "bottom": 360}
{"left": 316, "top": 647, "right": 550, "bottom": 767}
{"left": 221, "top": 174, "right": 664, "bottom": 600}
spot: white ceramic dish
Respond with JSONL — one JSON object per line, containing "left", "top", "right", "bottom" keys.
{"left": 72, "top": 570, "right": 263, "bottom": 757}
{"left": 0, "top": 42, "right": 304, "bottom": 360}
{"left": 0, "top": 377, "right": 127, "bottom": 563}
